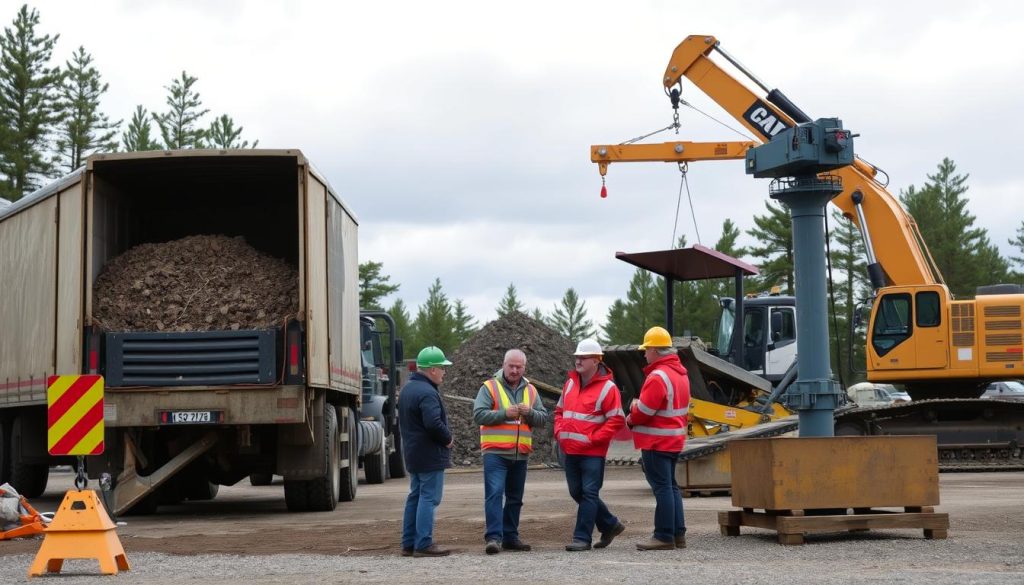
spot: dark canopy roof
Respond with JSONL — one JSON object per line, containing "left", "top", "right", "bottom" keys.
{"left": 615, "top": 244, "right": 758, "bottom": 282}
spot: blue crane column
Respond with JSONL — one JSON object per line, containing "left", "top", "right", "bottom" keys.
{"left": 745, "top": 118, "right": 851, "bottom": 437}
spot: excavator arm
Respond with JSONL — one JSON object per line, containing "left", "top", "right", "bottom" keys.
{"left": 592, "top": 34, "right": 944, "bottom": 289}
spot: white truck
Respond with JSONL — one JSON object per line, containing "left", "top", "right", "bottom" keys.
{"left": 0, "top": 149, "right": 371, "bottom": 514}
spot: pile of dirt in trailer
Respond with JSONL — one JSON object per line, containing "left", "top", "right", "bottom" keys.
{"left": 440, "top": 311, "right": 575, "bottom": 466}
{"left": 92, "top": 235, "right": 298, "bottom": 332}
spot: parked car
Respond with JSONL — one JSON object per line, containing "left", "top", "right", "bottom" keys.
{"left": 846, "top": 382, "right": 898, "bottom": 407}
{"left": 876, "top": 384, "right": 912, "bottom": 403}
{"left": 982, "top": 380, "right": 1024, "bottom": 402}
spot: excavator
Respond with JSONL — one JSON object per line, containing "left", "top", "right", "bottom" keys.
{"left": 593, "top": 34, "right": 1024, "bottom": 470}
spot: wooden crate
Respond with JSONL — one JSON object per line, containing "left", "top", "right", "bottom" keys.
{"left": 677, "top": 450, "right": 731, "bottom": 496}
{"left": 729, "top": 435, "right": 939, "bottom": 510}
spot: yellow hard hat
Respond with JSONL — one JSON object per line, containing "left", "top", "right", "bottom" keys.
{"left": 638, "top": 326, "right": 672, "bottom": 350}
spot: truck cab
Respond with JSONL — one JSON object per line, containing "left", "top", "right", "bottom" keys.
{"left": 715, "top": 293, "right": 797, "bottom": 384}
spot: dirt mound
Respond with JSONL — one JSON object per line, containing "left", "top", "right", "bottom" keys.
{"left": 93, "top": 235, "right": 298, "bottom": 332}
{"left": 441, "top": 311, "right": 575, "bottom": 466}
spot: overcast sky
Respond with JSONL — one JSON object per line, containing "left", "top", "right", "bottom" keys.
{"left": 24, "top": 0, "right": 1024, "bottom": 331}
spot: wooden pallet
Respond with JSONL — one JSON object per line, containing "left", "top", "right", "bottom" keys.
{"left": 718, "top": 506, "right": 949, "bottom": 545}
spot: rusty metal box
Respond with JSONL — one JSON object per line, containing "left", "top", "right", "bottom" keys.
{"left": 729, "top": 435, "right": 940, "bottom": 510}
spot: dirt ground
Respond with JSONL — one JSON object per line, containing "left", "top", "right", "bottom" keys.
{"left": 2, "top": 466, "right": 1023, "bottom": 558}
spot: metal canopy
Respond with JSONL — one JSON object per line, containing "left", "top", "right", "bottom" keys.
{"left": 615, "top": 244, "right": 759, "bottom": 282}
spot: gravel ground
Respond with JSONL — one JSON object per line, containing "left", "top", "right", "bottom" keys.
{"left": 1, "top": 469, "right": 1020, "bottom": 584}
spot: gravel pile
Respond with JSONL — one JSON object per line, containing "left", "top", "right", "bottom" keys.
{"left": 93, "top": 235, "right": 298, "bottom": 332}
{"left": 442, "top": 311, "right": 575, "bottom": 466}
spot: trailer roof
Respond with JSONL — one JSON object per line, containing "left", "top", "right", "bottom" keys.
{"left": 615, "top": 244, "right": 759, "bottom": 282}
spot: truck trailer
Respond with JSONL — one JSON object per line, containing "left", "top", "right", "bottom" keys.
{"left": 0, "top": 149, "right": 373, "bottom": 513}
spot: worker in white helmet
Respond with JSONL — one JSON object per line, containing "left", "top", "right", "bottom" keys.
{"left": 554, "top": 338, "right": 627, "bottom": 551}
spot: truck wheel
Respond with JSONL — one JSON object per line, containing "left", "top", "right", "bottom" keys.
{"left": 249, "top": 472, "right": 273, "bottom": 486}
{"left": 364, "top": 441, "right": 387, "bottom": 484}
{"left": 284, "top": 479, "right": 309, "bottom": 511}
{"left": 388, "top": 428, "right": 406, "bottom": 479}
{"left": 305, "top": 401, "right": 340, "bottom": 511}
{"left": 10, "top": 414, "right": 48, "bottom": 497}
{"left": 338, "top": 406, "right": 358, "bottom": 502}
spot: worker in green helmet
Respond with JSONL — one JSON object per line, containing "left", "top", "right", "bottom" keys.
{"left": 399, "top": 346, "right": 454, "bottom": 558}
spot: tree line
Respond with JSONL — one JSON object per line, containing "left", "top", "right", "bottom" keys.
{"left": 363, "top": 158, "right": 1024, "bottom": 385}
{"left": 0, "top": 4, "right": 256, "bottom": 203}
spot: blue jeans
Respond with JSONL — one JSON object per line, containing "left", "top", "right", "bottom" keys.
{"left": 482, "top": 453, "right": 528, "bottom": 543}
{"left": 640, "top": 449, "right": 685, "bottom": 543}
{"left": 564, "top": 454, "right": 618, "bottom": 543}
{"left": 401, "top": 470, "right": 445, "bottom": 551}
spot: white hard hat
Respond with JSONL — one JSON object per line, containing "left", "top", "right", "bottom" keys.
{"left": 573, "top": 338, "right": 603, "bottom": 356}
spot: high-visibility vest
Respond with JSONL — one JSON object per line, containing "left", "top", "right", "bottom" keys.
{"left": 479, "top": 377, "right": 538, "bottom": 454}
{"left": 631, "top": 368, "right": 690, "bottom": 452}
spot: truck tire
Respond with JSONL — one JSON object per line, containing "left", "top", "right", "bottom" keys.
{"left": 249, "top": 472, "right": 273, "bottom": 486}
{"left": 9, "top": 414, "right": 48, "bottom": 497}
{"left": 388, "top": 428, "right": 406, "bottom": 479}
{"left": 284, "top": 478, "right": 309, "bottom": 511}
{"left": 305, "top": 402, "right": 340, "bottom": 512}
{"left": 338, "top": 406, "right": 358, "bottom": 502}
{"left": 364, "top": 440, "right": 387, "bottom": 484}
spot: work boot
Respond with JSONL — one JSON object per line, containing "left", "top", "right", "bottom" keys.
{"left": 412, "top": 544, "right": 451, "bottom": 557}
{"left": 565, "top": 540, "right": 592, "bottom": 552}
{"left": 401, "top": 547, "right": 413, "bottom": 557}
{"left": 675, "top": 535, "right": 686, "bottom": 549}
{"left": 485, "top": 540, "right": 501, "bottom": 555}
{"left": 593, "top": 523, "right": 626, "bottom": 549}
{"left": 636, "top": 537, "right": 675, "bottom": 551}
{"left": 502, "top": 540, "right": 532, "bottom": 552}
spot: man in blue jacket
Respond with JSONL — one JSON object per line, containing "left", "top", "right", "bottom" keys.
{"left": 399, "top": 346, "right": 455, "bottom": 558}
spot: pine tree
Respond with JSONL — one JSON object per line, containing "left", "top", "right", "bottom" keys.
{"left": 121, "top": 105, "right": 160, "bottom": 151}
{"left": 359, "top": 260, "right": 399, "bottom": 310}
{"left": 531, "top": 308, "right": 546, "bottom": 322}
{"left": 496, "top": 283, "right": 525, "bottom": 318}
{"left": 451, "top": 299, "right": 478, "bottom": 346}
{"left": 411, "top": 278, "right": 457, "bottom": 354}
{"left": 154, "top": 71, "right": 209, "bottom": 149}
{"left": 549, "top": 288, "right": 596, "bottom": 344}
{"left": 0, "top": 5, "right": 62, "bottom": 200}
{"left": 206, "top": 114, "right": 257, "bottom": 149}
{"left": 746, "top": 200, "right": 794, "bottom": 294}
{"left": 900, "top": 158, "right": 1009, "bottom": 297}
{"left": 828, "top": 210, "right": 870, "bottom": 384}
{"left": 601, "top": 269, "right": 662, "bottom": 345}
{"left": 54, "top": 46, "right": 118, "bottom": 172}
{"left": 387, "top": 298, "right": 415, "bottom": 356}
{"left": 1009, "top": 221, "right": 1024, "bottom": 274}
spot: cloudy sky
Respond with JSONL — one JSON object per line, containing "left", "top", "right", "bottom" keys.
{"left": 24, "top": 0, "right": 1024, "bottom": 330}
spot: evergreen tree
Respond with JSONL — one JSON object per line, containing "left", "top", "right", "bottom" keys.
{"left": 828, "top": 210, "right": 869, "bottom": 384}
{"left": 496, "top": 283, "right": 525, "bottom": 318}
{"left": 411, "top": 278, "right": 457, "bottom": 354}
{"left": 531, "top": 308, "right": 546, "bottom": 322}
{"left": 206, "top": 114, "right": 257, "bottom": 149}
{"left": 601, "top": 269, "right": 662, "bottom": 345}
{"left": 549, "top": 288, "right": 596, "bottom": 344}
{"left": 387, "top": 298, "right": 414, "bottom": 356}
{"left": 359, "top": 260, "right": 399, "bottom": 310}
{"left": 54, "top": 46, "right": 118, "bottom": 172}
{"left": 154, "top": 71, "right": 209, "bottom": 149}
{"left": 900, "top": 158, "right": 1009, "bottom": 297}
{"left": 746, "top": 200, "right": 794, "bottom": 294}
{"left": 1009, "top": 221, "right": 1024, "bottom": 274}
{"left": 0, "top": 5, "right": 62, "bottom": 200}
{"left": 121, "top": 105, "right": 160, "bottom": 151}
{"left": 451, "top": 299, "right": 478, "bottom": 346}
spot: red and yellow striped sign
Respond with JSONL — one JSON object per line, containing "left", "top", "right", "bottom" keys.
{"left": 46, "top": 375, "right": 105, "bottom": 456}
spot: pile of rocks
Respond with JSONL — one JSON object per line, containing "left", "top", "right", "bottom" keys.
{"left": 441, "top": 311, "right": 575, "bottom": 466}
{"left": 93, "top": 235, "right": 298, "bottom": 332}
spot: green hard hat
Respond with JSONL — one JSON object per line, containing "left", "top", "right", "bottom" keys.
{"left": 416, "top": 346, "right": 452, "bottom": 368}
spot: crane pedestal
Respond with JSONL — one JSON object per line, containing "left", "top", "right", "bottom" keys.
{"left": 717, "top": 435, "right": 949, "bottom": 544}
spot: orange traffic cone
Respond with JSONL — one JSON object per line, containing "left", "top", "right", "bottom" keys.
{"left": 28, "top": 490, "right": 130, "bottom": 577}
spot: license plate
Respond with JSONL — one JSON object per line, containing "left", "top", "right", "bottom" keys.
{"left": 160, "top": 410, "right": 221, "bottom": 425}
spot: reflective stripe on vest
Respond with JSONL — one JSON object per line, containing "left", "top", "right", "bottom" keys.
{"left": 559, "top": 379, "right": 622, "bottom": 446}
{"left": 479, "top": 378, "right": 537, "bottom": 453}
{"left": 632, "top": 368, "right": 688, "bottom": 438}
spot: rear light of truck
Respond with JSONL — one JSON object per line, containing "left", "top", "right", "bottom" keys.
{"left": 283, "top": 320, "right": 305, "bottom": 385}
{"left": 84, "top": 325, "right": 102, "bottom": 375}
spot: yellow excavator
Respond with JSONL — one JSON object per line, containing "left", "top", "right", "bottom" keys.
{"left": 594, "top": 35, "right": 1024, "bottom": 471}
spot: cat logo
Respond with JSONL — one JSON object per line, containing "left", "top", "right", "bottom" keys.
{"left": 743, "top": 100, "right": 791, "bottom": 141}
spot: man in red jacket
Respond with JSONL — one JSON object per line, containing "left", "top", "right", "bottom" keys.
{"left": 626, "top": 326, "right": 689, "bottom": 551}
{"left": 554, "top": 339, "right": 626, "bottom": 551}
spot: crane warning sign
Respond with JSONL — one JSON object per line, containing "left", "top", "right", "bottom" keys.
{"left": 46, "top": 375, "right": 105, "bottom": 456}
